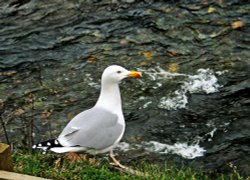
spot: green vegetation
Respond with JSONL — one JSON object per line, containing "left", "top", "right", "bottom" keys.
{"left": 12, "top": 152, "right": 247, "bottom": 180}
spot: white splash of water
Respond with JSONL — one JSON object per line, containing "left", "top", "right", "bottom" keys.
{"left": 215, "top": 70, "right": 228, "bottom": 76}
{"left": 138, "top": 66, "right": 187, "bottom": 80}
{"left": 116, "top": 142, "right": 131, "bottom": 152}
{"left": 159, "top": 90, "right": 188, "bottom": 110}
{"left": 184, "top": 69, "right": 221, "bottom": 94}
{"left": 144, "top": 141, "right": 206, "bottom": 159}
{"left": 142, "top": 66, "right": 223, "bottom": 110}
{"left": 207, "top": 128, "right": 217, "bottom": 141}
{"left": 143, "top": 101, "right": 153, "bottom": 108}
{"left": 116, "top": 141, "right": 206, "bottom": 159}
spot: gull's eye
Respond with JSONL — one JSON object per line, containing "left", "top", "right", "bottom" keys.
{"left": 117, "top": 70, "right": 122, "bottom": 74}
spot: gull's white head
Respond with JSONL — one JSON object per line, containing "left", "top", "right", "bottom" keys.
{"left": 102, "top": 65, "right": 142, "bottom": 84}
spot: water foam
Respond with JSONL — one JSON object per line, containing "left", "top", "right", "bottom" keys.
{"left": 144, "top": 141, "right": 206, "bottom": 159}
{"left": 159, "top": 90, "right": 188, "bottom": 110}
{"left": 116, "top": 141, "right": 206, "bottom": 159}
{"left": 141, "top": 66, "right": 223, "bottom": 110}
{"left": 184, "top": 69, "right": 220, "bottom": 94}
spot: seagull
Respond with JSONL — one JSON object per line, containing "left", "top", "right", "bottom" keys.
{"left": 33, "top": 65, "right": 142, "bottom": 168}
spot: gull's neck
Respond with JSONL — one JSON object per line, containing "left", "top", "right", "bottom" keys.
{"left": 95, "top": 81, "right": 122, "bottom": 113}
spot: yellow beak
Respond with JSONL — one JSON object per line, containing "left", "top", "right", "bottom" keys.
{"left": 127, "top": 71, "right": 142, "bottom": 78}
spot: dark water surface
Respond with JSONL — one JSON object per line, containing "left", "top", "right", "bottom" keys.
{"left": 0, "top": 0, "right": 250, "bottom": 177}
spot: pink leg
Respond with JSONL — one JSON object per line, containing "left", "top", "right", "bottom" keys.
{"left": 109, "top": 149, "right": 128, "bottom": 169}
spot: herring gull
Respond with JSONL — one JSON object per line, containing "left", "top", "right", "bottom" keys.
{"left": 33, "top": 65, "right": 142, "bottom": 168}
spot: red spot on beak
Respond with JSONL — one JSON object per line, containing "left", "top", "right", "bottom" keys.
{"left": 128, "top": 71, "right": 142, "bottom": 78}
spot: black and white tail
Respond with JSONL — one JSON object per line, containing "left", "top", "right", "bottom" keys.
{"left": 32, "top": 139, "right": 62, "bottom": 153}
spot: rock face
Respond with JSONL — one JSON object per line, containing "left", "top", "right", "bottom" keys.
{"left": 0, "top": 0, "right": 249, "bottom": 177}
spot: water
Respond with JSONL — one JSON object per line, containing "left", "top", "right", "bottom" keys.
{"left": 0, "top": 0, "right": 250, "bottom": 177}
{"left": 116, "top": 141, "right": 206, "bottom": 159}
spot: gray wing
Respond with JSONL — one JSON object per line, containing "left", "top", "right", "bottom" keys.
{"left": 58, "top": 107, "right": 124, "bottom": 150}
